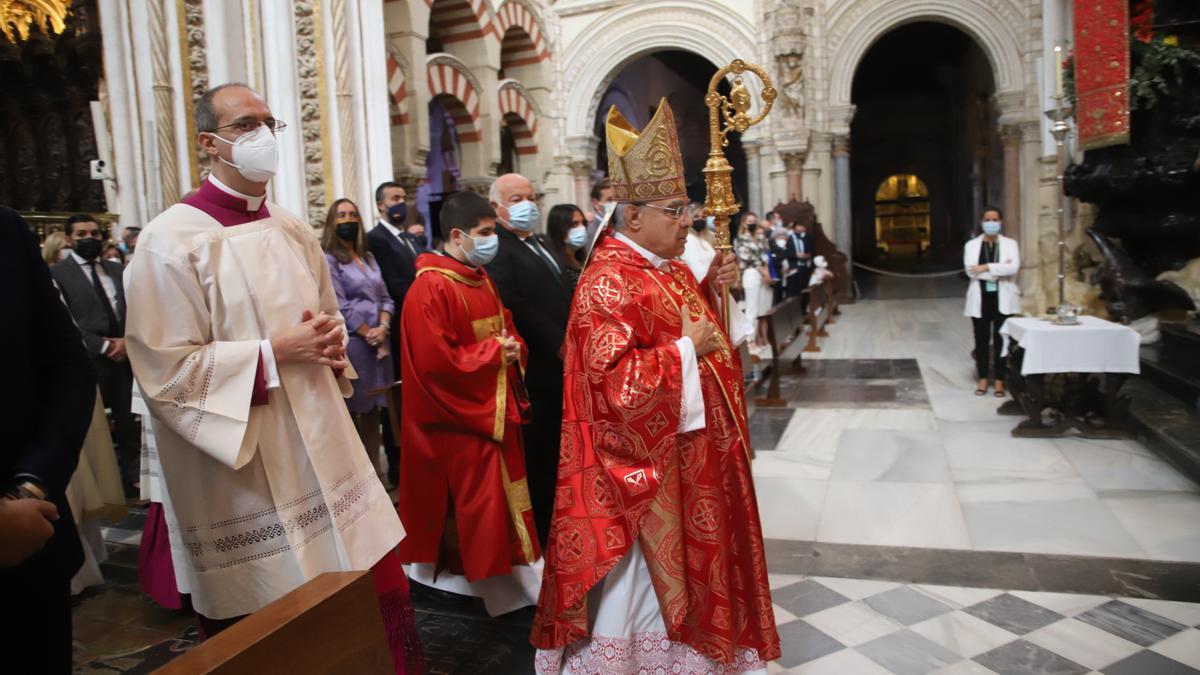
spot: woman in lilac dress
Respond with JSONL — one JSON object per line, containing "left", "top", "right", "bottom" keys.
{"left": 322, "top": 198, "right": 395, "bottom": 477}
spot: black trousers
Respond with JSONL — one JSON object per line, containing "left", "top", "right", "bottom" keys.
{"left": 1, "top": 565, "right": 72, "bottom": 674}
{"left": 972, "top": 291, "right": 1009, "bottom": 380}
{"left": 94, "top": 355, "right": 140, "bottom": 487}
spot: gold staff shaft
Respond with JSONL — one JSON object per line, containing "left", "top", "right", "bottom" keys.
{"left": 703, "top": 60, "right": 776, "bottom": 333}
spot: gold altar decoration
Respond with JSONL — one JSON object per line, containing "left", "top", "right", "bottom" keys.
{"left": 704, "top": 59, "right": 776, "bottom": 329}
{"left": 0, "top": 0, "right": 71, "bottom": 42}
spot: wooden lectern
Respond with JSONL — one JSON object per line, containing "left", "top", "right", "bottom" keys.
{"left": 155, "top": 571, "right": 393, "bottom": 674}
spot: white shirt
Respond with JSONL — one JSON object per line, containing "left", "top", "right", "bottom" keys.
{"left": 208, "top": 173, "right": 266, "bottom": 211}
{"left": 72, "top": 250, "right": 120, "bottom": 354}
{"left": 614, "top": 232, "right": 705, "bottom": 432}
{"left": 378, "top": 218, "right": 417, "bottom": 256}
{"left": 523, "top": 234, "right": 561, "bottom": 274}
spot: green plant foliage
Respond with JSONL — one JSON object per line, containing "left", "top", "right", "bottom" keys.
{"left": 1128, "top": 37, "right": 1200, "bottom": 111}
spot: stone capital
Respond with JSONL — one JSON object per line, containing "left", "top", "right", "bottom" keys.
{"left": 460, "top": 177, "right": 493, "bottom": 196}
{"left": 832, "top": 134, "right": 851, "bottom": 158}
{"left": 780, "top": 151, "right": 807, "bottom": 171}
{"left": 999, "top": 124, "right": 1024, "bottom": 148}
{"left": 568, "top": 159, "right": 593, "bottom": 177}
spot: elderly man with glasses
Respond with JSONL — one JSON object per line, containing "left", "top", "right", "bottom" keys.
{"left": 123, "top": 83, "right": 420, "bottom": 672}
{"left": 532, "top": 99, "right": 780, "bottom": 674}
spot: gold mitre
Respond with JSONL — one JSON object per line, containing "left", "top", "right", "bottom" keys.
{"left": 605, "top": 98, "right": 686, "bottom": 202}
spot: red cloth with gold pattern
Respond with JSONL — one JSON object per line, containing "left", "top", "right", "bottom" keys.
{"left": 1073, "top": 0, "right": 1131, "bottom": 150}
{"left": 397, "top": 252, "right": 541, "bottom": 580}
{"left": 531, "top": 235, "right": 781, "bottom": 664}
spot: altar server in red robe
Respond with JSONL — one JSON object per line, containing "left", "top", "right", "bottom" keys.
{"left": 532, "top": 99, "right": 780, "bottom": 673}
{"left": 398, "top": 191, "right": 543, "bottom": 616}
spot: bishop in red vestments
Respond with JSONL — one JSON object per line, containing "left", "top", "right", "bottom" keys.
{"left": 398, "top": 192, "right": 542, "bottom": 614}
{"left": 532, "top": 100, "right": 780, "bottom": 673}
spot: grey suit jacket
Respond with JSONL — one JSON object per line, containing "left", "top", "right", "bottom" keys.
{"left": 51, "top": 256, "right": 127, "bottom": 355}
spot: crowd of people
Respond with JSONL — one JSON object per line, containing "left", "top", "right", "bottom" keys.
{"left": 2, "top": 82, "right": 864, "bottom": 674}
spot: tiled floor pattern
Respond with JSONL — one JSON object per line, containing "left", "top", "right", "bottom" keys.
{"left": 765, "top": 575, "right": 1200, "bottom": 675}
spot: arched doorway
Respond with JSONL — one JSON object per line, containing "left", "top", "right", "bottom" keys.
{"left": 850, "top": 22, "right": 1002, "bottom": 271}
{"left": 593, "top": 50, "right": 747, "bottom": 206}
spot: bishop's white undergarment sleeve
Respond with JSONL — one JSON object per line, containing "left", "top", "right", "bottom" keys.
{"left": 676, "top": 337, "right": 706, "bottom": 432}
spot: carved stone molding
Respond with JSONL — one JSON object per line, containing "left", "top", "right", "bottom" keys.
{"left": 294, "top": 0, "right": 326, "bottom": 227}
{"left": 559, "top": 2, "right": 758, "bottom": 140}
{"left": 184, "top": 0, "right": 208, "bottom": 175}
{"left": 331, "top": 0, "right": 357, "bottom": 201}
{"left": 824, "top": 0, "right": 1026, "bottom": 108}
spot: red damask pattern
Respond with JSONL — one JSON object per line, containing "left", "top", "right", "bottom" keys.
{"left": 1074, "top": 0, "right": 1131, "bottom": 150}
{"left": 531, "top": 236, "right": 781, "bottom": 665}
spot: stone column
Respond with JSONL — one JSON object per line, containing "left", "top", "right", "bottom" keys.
{"left": 330, "top": 0, "right": 358, "bottom": 202}
{"left": 149, "top": 0, "right": 179, "bottom": 211}
{"left": 782, "top": 151, "right": 806, "bottom": 201}
{"left": 1000, "top": 124, "right": 1023, "bottom": 243}
{"left": 570, "top": 160, "right": 593, "bottom": 211}
{"left": 833, "top": 135, "right": 852, "bottom": 267}
{"left": 743, "top": 140, "right": 762, "bottom": 215}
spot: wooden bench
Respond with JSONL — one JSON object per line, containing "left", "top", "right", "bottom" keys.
{"left": 754, "top": 296, "right": 808, "bottom": 407}
{"left": 802, "top": 281, "right": 837, "bottom": 353}
{"left": 155, "top": 572, "right": 393, "bottom": 675}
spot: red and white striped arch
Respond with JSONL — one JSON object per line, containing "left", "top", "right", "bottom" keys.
{"left": 427, "top": 59, "right": 482, "bottom": 143}
{"left": 426, "top": 0, "right": 496, "bottom": 45}
{"left": 498, "top": 82, "right": 538, "bottom": 155}
{"left": 386, "top": 54, "right": 408, "bottom": 126}
{"left": 495, "top": 1, "right": 549, "bottom": 68}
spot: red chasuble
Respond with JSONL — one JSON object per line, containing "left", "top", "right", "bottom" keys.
{"left": 397, "top": 252, "right": 541, "bottom": 579}
{"left": 531, "top": 235, "right": 781, "bottom": 664}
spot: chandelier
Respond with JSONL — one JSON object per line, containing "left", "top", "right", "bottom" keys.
{"left": 0, "top": 0, "right": 72, "bottom": 42}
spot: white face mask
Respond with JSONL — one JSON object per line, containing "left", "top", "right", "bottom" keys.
{"left": 210, "top": 125, "right": 278, "bottom": 182}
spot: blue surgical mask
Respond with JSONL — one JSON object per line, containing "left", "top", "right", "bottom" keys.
{"left": 705, "top": 216, "right": 716, "bottom": 231}
{"left": 459, "top": 230, "right": 498, "bottom": 266}
{"left": 567, "top": 225, "right": 587, "bottom": 249}
{"left": 982, "top": 220, "right": 1002, "bottom": 236}
{"left": 505, "top": 200, "right": 540, "bottom": 232}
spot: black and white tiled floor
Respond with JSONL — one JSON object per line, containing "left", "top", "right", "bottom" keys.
{"left": 765, "top": 574, "right": 1200, "bottom": 674}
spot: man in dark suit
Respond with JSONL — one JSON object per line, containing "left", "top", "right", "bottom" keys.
{"left": 785, "top": 220, "right": 814, "bottom": 301}
{"left": 367, "top": 181, "right": 417, "bottom": 487}
{"left": 1, "top": 206, "right": 96, "bottom": 673}
{"left": 486, "top": 173, "right": 572, "bottom": 545}
{"left": 52, "top": 214, "right": 139, "bottom": 495}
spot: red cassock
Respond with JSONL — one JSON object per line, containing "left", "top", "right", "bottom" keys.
{"left": 397, "top": 252, "right": 541, "bottom": 579}
{"left": 531, "top": 235, "right": 781, "bottom": 664}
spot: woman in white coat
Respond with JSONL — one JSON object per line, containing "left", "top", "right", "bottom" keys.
{"left": 964, "top": 207, "right": 1020, "bottom": 397}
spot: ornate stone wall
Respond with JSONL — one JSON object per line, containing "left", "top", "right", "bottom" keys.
{"left": 294, "top": 0, "right": 327, "bottom": 227}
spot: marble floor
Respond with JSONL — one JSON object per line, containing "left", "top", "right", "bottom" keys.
{"left": 750, "top": 291, "right": 1200, "bottom": 563}
{"left": 72, "top": 276, "right": 1200, "bottom": 674}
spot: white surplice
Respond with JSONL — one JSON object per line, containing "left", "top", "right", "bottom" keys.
{"left": 125, "top": 203, "right": 405, "bottom": 620}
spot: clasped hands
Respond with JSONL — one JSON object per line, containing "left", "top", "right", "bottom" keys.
{"left": 497, "top": 329, "right": 521, "bottom": 366}
{"left": 271, "top": 310, "right": 350, "bottom": 370}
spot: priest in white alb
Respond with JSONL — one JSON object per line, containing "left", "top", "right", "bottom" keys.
{"left": 124, "top": 83, "right": 421, "bottom": 673}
